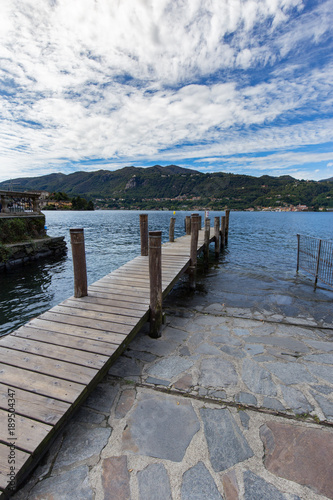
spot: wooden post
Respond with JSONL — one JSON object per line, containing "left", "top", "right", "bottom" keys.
{"left": 204, "top": 217, "right": 210, "bottom": 267}
{"left": 314, "top": 239, "right": 322, "bottom": 291}
{"left": 198, "top": 215, "right": 202, "bottom": 230}
{"left": 214, "top": 216, "right": 220, "bottom": 259}
{"left": 225, "top": 209, "right": 230, "bottom": 243}
{"left": 189, "top": 213, "right": 199, "bottom": 290}
{"left": 169, "top": 217, "right": 176, "bottom": 242}
{"left": 185, "top": 215, "right": 191, "bottom": 235}
{"left": 140, "top": 214, "right": 148, "bottom": 256}
{"left": 70, "top": 228, "right": 88, "bottom": 298}
{"left": 149, "top": 231, "right": 162, "bottom": 338}
{"left": 296, "top": 234, "right": 300, "bottom": 272}
{"left": 221, "top": 216, "right": 226, "bottom": 249}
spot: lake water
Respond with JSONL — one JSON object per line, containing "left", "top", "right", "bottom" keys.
{"left": 0, "top": 210, "right": 332, "bottom": 336}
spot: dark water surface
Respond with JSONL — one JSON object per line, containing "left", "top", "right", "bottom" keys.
{"left": 1, "top": 210, "right": 332, "bottom": 336}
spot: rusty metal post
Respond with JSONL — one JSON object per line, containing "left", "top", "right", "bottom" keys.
{"left": 221, "top": 216, "right": 226, "bottom": 249}
{"left": 149, "top": 231, "right": 162, "bottom": 338}
{"left": 70, "top": 228, "right": 88, "bottom": 298}
{"left": 185, "top": 215, "right": 191, "bottom": 235}
{"left": 140, "top": 214, "right": 148, "bottom": 256}
{"left": 189, "top": 213, "right": 199, "bottom": 290}
{"left": 169, "top": 217, "right": 176, "bottom": 242}
{"left": 214, "top": 217, "right": 220, "bottom": 258}
{"left": 204, "top": 217, "right": 210, "bottom": 267}
{"left": 225, "top": 209, "right": 230, "bottom": 244}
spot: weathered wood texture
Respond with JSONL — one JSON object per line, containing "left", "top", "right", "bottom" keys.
{"left": 0, "top": 226, "right": 216, "bottom": 497}
{"left": 70, "top": 228, "right": 88, "bottom": 298}
{"left": 140, "top": 214, "right": 148, "bottom": 256}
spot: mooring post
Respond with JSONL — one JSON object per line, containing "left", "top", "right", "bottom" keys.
{"left": 204, "top": 217, "right": 210, "bottom": 267}
{"left": 185, "top": 215, "right": 191, "bottom": 235}
{"left": 221, "top": 216, "right": 226, "bottom": 249}
{"left": 225, "top": 209, "right": 230, "bottom": 244}
{"left": 189, "top": 213, "right": 199, "bottom": 290}
{"left": 149, "top": 231, "right": 163, "bottom": 338}
{"left": 198, "top": 215, "right": 202, "bottom": 230}
{"left": 140, "top": 214, "right": 148, "bottom": 256}
{"left": 70, "top": 228, "right": 88, "bottom": 298}
{"left": 314, "top": 239, "right": 322, "bottom": 291}
{"left": 296, "top": 234, "right": 300, "bottom": 272}
{"left": 169, "top": 217, "right": 176, "bottom": 242}
{"left": 214, "top": 216, "right": 220, "bottom": 259}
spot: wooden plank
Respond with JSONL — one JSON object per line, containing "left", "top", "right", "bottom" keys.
{"left": 13, "top": 327, "right": 119, "bottom": 357}
{"left": 0, "top": 364, "right": 84, "bottom": 403}
{"left": 0, "top": 335, "right": 109, "bottom": 370}
{"left": 0, "top": 443, "right": 30, "bottom": 491}
{"left": 38, "top": 311, "right": 133, "bottom": 335}
{"left": 50, "top": 305, "right": 139, "bottom": 327}
{"left": 87, "top": 289, "right": 149, "bottom": 306}
{"left": 0, "top": 409, "right": 52, "bottom": 453}
{"left": 89, "top": 283, "right": 150, "bottom": 297}
{"left": 0, "top": 347, "right": 98, "bottom": 385}
{"left": 0, "top": 384, "right": 70, "bottom": 425}
{"left": 94, "top": 279, "right": 150, "bottom": 292}
{"left": 25, "top": 319, "right": 129, "bottom": 345}
{"left": 62, "top": 298, "right": 147, "bottom": 317}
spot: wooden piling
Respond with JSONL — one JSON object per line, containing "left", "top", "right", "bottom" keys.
{"left": 214, "top": 217, "right": 220, "bottom": 258}
{"left": 70, "top": 228, "right": 88, "bottom": 298}
{"left": 169, "top": 217, "right": 176, "bottom": 242}
{"left": 140, "top": 214, "right": 148, "bottom": 256}
{"left": 189, "top": 213, "right": 199, "bottom": 290}
{"left": 221, "top": 216, "right": 226, "bottom": 249}
{"left": 185, "top": 215, "right": 191, "bottom": 235}
{"left": 204, "top": 217, "right": 210, "bottom": 267}
{"left": 198, "top": 215, "right": 202, "bottom": 230}
{"left": 149, "top": 231, "right": 162, "bottom": 338}
{"left": 225, "top": 209, "right": 230, "bottom": 244}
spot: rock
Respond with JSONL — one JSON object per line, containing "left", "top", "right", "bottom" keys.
{"left": 243, "top": 470, "right": 287, "bottom": 500}
{"left": 200, "top": 358, "right": 238, "bottom": 388}
{"left": 137, "top": 463, "right": 172, "bottom": 500}
{"left": 222, "top": 470, "right": 240, "bottom": 500}
{"left": 242, "top": 359, "right": 277, "bottom": 396}
{"left": 235, "top": 392, "right": 257, "bottom": 406}
{"left": 239, "top": 411, "right": 250, "bottom": 430}
{"left": 244, "top": 336, "right": 309, "bottom": 353}
{"left": 147, "top": 356, "right": 193, "bottom": 380}
{"left": 108, "top": 355, "right": 142, "bottom": 378}
{"left": 260, "top": 422, "right": 333, "bottom": 498}
{"left": 311, "top": 393, "right": 333, "bottom": 421}
{"left": 85, "top": 382, "right": 118, "bottom": 413}
{"left": 181, "top": 462, "right": 222, "bottom": 500}
{"left": 122, "top": 393, "right": 199, "bottom": 462}
{"left": 145, "top": 376, "right": 170, "bottom": 386}
{"left": 281, "top": 386, "right": 313, "bottom": 415}
{"left": 115, "top": 389, "right": 136, "bottom": 419}
{"left": 101, "top": 456, "right": 130, "bottom": 500}
{"left": 262, "top": 397, "right": 285, "bottom": 412}
{"left": 28, "top": 465, "right": 93, "bottom": 500}
{"left": 307, "top": 363, "right": 333, "bottom": 385}
{"left": 173, "top": 373, "right": 193, "bottom": 391}
{"left": 201, "top": 408, "right": 253, "bottom": 471}
{"left": 266, "top": 362, "right": 315, "bottom": 385}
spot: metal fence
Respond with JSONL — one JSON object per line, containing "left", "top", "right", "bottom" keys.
{"left": 297, "top": 234, "right": 333, "bottom": 290}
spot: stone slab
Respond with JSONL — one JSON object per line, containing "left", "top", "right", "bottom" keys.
{"left": 137, "top": 463, "right": 172, "bottom": 500}
{"left": 281, "top": 386, "right": 313, "bottom": 415}
{"left": 200, "top": 357, "right": 238, "bottom": 388}
{"left": 260, "top": 421, "right": 333, "bottom": 498}
{"left": 122, "top": 393, "right": 200, "bottom": 462}
{"left": 266, "top": 362, "right": 315, "bottom": 384}
{"left": 242, "top": 359, "right": 277, "bottom": 396}
{"left": 147, "top": 356, "right": 193, "bottom": 380}
{"left": 200, "top": 408, "right": 253, "bottom": 472}
{"left": 101, "top": 456, "right": 130, "bottom": 500}
{"left": 243, "top": 470, "right": 287, "bottom": 500}
{"left": 181, "top": 462, "right": 222, "bottom": 500}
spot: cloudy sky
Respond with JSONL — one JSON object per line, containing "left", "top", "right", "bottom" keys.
{"left": 0, "top": 0, "right": 332, "bottom": 183}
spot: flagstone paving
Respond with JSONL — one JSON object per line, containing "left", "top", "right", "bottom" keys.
{"left": 12, "top": 268, "right": 333, "bottom": 500}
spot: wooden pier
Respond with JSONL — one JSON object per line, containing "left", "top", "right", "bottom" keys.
{"left": 0, "top": 213, "right": 228, "bottom": 497}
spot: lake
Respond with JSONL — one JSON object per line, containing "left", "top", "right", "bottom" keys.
{"left": 0, "top": 210, "right": 332, "bottom": 336}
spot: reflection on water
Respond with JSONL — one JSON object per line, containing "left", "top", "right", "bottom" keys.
{"left": 0, "top": 210, "right": 332, "bottom": 336}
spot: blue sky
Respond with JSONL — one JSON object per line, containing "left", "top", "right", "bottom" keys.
{"left": 0, "top": 0, "right": 332, "bottom": 182}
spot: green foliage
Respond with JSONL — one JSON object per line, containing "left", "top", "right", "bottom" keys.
{"left": 1, "top": 166, "right": 332, "bottom": 211}
{"left": 0, "top": 243, "right": 12, "bottom": 262}
{"left": 0, "top": 216, "right": 46, "bottom": 244}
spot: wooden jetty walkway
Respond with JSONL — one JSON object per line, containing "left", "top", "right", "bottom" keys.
{"left": 0, "top": 212, "right": 229, "bottom": 497}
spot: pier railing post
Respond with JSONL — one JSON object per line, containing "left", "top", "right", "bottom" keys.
{"left": 70, "top": 228, "right": 88, "bottom": 298}
{"left": 204, "top": 217, "right": 210, "bottom": 267}
{"left": 314, "top": 239, "right": 322, "bottom": 291}
{"left": 169, "top": 217, "right": 176, "bottom": 242}
{"left": 185, "top": 215, "right": 191, "bottom": 235}
{"left": 225, "top": 209, "right": 230, "bottom": 244}
{"left": 221, "top": 216, "right": 226, "bottom": 249}
{"left": 149, "top": 231, "right": 162, "bottom": 338}
{"left": 296, "top": 234, "right": 300, "bottom": 272}
{"left": 189, "top": 213, "right": 199, "bottom": 290}
{"left": 214, "top": 216, "right": 220, "bottom": 259}
{"left": 140, "top": 214, "right": 148, "bottom": 256}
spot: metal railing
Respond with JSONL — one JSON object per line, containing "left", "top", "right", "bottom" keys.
{"left": 297, "top": 234, "right": 333, "bottom": 290}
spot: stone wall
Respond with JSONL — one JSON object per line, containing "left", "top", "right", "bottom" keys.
{"left": 0, "top": 236, "right": 67, "bottom": 271}
{"left": 0, "top": 214, "right": 46, "bottom": 244}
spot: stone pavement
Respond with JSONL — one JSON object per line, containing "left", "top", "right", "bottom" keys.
{"left": 12, "top": 288, "right": 333, "bottom": 500}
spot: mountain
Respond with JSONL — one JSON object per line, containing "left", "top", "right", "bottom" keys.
{"left": 1, "top": 165, "right": 332, "bottom": 210}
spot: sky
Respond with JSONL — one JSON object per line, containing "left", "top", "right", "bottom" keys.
{"left": 0, "top": 0, "right": 332, "bottom": 183}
